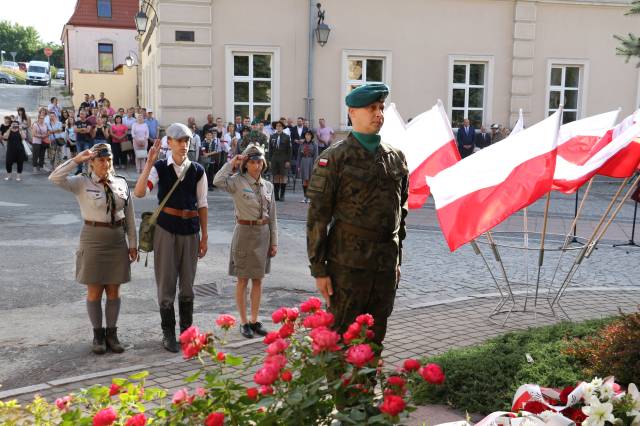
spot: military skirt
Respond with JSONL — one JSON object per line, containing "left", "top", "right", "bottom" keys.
{"left": 76, "top": 224, "right": 131, "bottom": 285}
{"left": 228, "top": 223, "right": 271, "bottom": 279}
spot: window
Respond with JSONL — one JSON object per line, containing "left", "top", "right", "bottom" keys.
{"left": 98, "top": 43, "right": 113, "bottom": 72}
{"left": 450, "top": 62, "right": 486, "bottom": 128}
{"left": 232, "top": 53, "right": 272, "bottom": 121}
{"left": 97, "top": 0, "right": 111, "bottom": 18}
{"left": 547, "top": 65, "right": 582, "bottom": 124}
{"left": 175, "top": 31, "right": 195, "bottom": 42}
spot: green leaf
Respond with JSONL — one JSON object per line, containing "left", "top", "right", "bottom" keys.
{"left": 112, "top": 378, "right": 127, "bottom": 386}
{"left": 128, "top": 371, "right": 150, "bottom": 381}
{"left": 225, "top": 354, "right": 243, "bottom": 366}
{"left": 184, "top": 370, "right": 202, "bottom": 383}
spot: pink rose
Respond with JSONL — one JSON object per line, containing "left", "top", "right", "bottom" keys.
{"left": 285, "top": 307, "right": 299, "bottom": 321}
{"left": 264, "top": 353, "right": 287, "bottom": 370}
{"left": 108, "top": 383, "right": 121, "bottom": 397}
{"left": 263, "top": 331, "right": 280, "bottom": 344}
{"left": 266, "top": 338, "right": 289, "bottom": 355}
{"left": 278, "top": 322, "right": 295, "bottom": 338}
{"left": 204, "top": 412, "right": 225, "bottom": 426}
{"left": 215, "top": 314, "right": 236, "bottom": 330}
{"left": 355, "top": 314, "right": 374, "bottom": 327}
{"left": 93, "top": 407, "right": 117, "bottom": 426}
{"left": 379, "top": 394, "right": 406, "bottom": 416}
{"left": 302, "top": 310, "right": 334, "bottom": 329}
{"left": 259, "top": 385, "right": 274, "bottom": 395}
{"left": 309, "top": 326, "right": 341, "bottom": 354}
{"left": 420, "top": 363, "right": 445, "bottom": 385}
{"left": 172, "top": 388, "right": 194, "bottom": 405}
{"left": 343, "top": 322, "right": 362, "bottom": 344}
{"left": 124, "top": 413, "right": 147, "bottom": 426}
{"left": 196, "top": 387, "right": 207, "bottom": 397}
{"left": 300, "top": 297, "right": 322, "bottom": 313}
{"left": 179, "top": 326, "right": 209, "bottom": 359}
{"left": 402, "top": 359, "right": 421, "bottom": 372}
{"left": 254, "top": 364, "right": 280, "bottom": 385}
{"left": 246, "top": 387, "right": 259, "bottom": 400}
{"left": 345, "top": 344, "right": 375, "bottom": 368}
{"left": 271, "top": 308, "right": 287, "bottom": 324}
{"left": 55, "top": 395, "right": 72, "bottom": 411}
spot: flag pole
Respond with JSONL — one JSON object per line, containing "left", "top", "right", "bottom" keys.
{"left": 531, "top": 191, "right": 552, "bottom": 317}
{"left": 485, "top": 230, "right": 516, "bottom": 324}
{"left": 470, "top": 239, "right": 507, "bottom": 314}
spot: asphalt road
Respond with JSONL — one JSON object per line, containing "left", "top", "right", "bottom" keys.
{"left": 0, "top": 83, "right": 41, "bottom": 118}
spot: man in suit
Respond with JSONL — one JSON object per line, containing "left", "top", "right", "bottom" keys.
{"left": 456, "top": 118, "right": 475, "bottom": 158}
{"left": 289, "top": 117, "right": 308, "bottom": 176}
{"left": 474, "top": 125, "right": 492, "bottom": 150}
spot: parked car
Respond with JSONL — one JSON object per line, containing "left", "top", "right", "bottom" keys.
{"left": 1, "top": 61, "right": 19, "bottom": 71}
{"left": 0, "top": 71, "right": 17, "bottom": 84}
{"left": 56, "top": 68, "right": 65, "bottom": 79}
{"left": 26, "top": 60, "right": 50, "bottom": 86}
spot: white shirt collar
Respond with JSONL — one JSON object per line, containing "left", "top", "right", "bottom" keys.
{"left": 168, "top": 154, "right": 191, "bottom": 170}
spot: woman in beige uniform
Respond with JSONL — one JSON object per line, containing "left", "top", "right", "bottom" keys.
{"left": 213, "top": 145, "right": 278, "bottom": 339}
{"left": 49, "top": 143, "right": 138, "bottom": 354}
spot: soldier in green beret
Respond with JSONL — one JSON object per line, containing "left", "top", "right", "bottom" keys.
{"left": 306, "top": 83, "right": 409, "bottom": 349}
{"left": 238, "top": 118, "right": 269, "bottom": 154}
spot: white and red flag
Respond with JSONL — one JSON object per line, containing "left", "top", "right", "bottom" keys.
{"left": 551, "top": 110, "right": 620, "bottom": 193}
{"left": 380, "top": 100, "right": 460, "bottom": 209}
{"left": 552, "top": 111, "right": 640, "bottom": 192}
{"left": 427, "top": 109, "right": 562, "bottom": 251}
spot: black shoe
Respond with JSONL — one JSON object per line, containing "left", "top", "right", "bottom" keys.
{"left": 250, "top": 322, "right": 268, "bottom": 337}
{"left": 240, "top": 323, "right": 254, "bottom": 339}
{"left": 280, "top": 186, "right": 286, "bottom": 202}
{"left": 162, "top": 329, "right": 179, "bottom": 353}
{"left": 160, "top": 307, "right": 179, "bottom": 353}
{"left": 92, "top": 328, "right": 107, "bottom": 355}
{"left": 178, "top": 300, "right": 193, "bottom": 335}
{"left": 105, "top": 327, "right": 125, "bottom": 353}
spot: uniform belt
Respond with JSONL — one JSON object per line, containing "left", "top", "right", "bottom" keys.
{"left": 237, "top": 219, "right": 269, "bottom": 226}
{"left": 84, "top": 219, "right": 124, "bottom": 228}
{"left": 162, "top": 207, "right": 199, "bottom": 219}
{"left": 334, "top": 221, "right": 395, "bottom": 242}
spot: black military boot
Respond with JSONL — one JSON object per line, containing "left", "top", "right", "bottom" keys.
{"left": 280, "top": 184, "right": 286, "bottom": 202}
{"left": 105, "top": 327, "right": 125, "bottom": 353}
{"left": 92, "top": 328, "right": 107, "bottom": 355}
{"left": 274, "top": 183, "right": 281, "bottom": 201}
{"left": 178, "top": 299, "right": 194, "bottom": 335}
{"left": 160, "top": 307, "right": 179, "bottom": 353}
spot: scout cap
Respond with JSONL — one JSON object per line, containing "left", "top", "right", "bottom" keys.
{"left": 491, "top": 123, "right": 499, "bottom": 129}
{"left": 345, "top": 83, "right": 389, "bottom": 108}
{"left": 165, "top": 122, "right": 193, "bottom": 141}
{"left": 92, "top": 143, "right": 112, "bottom": 158}
{"left": 242, "top": 144, "right": 268, "bottom": 172}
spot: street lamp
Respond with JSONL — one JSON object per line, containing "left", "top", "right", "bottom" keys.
{"left": 125, "top": 51, "right": 139, "bottom": 68}
{"left": 0, "top": 50, "right": 5, "bottom": 63}
{"left": 315, "top": 3, "right": 331, "bottom": 46}
{"left": 134, "top": 1, "right": 158, "bottom": 36}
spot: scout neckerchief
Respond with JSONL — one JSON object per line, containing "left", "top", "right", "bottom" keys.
{"left": 98, "top": 175, "right": 117, "bottom": 225}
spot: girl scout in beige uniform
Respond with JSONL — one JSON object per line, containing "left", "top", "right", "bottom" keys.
{"left": 49, "top": 143, "right": 138, "bottom": 354}
{"left": 213, "top": 145, "right": 278, "bottom": 339}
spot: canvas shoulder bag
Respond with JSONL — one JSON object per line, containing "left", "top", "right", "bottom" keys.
{"left": 138, "top": 163, "right": 191, "bottom": 256}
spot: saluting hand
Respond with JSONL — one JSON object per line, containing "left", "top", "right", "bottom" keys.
{"left": 315, "top": 276, "right": 333, "bottom": 308}
{"left": 231, "top": 155, "right": 244, "bottom": 170}
{"left": 73, "top": 149, "right": 95, "bottom": 164}
{"left": 147, "top": 139, "right": 161, "bottom": 163}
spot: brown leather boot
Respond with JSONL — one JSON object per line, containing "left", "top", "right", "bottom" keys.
{"left": 105, "top": 327, "right": 125, "bottom": 353}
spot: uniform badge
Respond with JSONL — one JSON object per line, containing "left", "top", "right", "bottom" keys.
{"left": 318, "top": 159, "right": 328, "bottom": 167}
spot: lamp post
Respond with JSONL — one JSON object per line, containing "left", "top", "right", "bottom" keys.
{"left": 133, "top": 1, "right": 157, "bottom": 109}
{"left": 0, "top": 50, "right": 5, "bottom": 63}
{"left": 305, "top": 3, "right": 331, "bottom": 127}
{"left": 134, "top": 1, "right": 158, "bottom": 37}
{"left": 315, "top": 4, "right": 331, "bottom": 46}
{"left": 125, "top": 51, "right": 139, "bottom": 68}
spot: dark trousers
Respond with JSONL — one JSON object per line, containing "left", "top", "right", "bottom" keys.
{"left": 32, "top": 144, "right": 46, "bottom": 168}
{"left": 327, "top": 261, "right": 397, "bottom": 346}
{"left": 111, "top": 142, "right": 127, "bottom": 167}
{"left": 75, "top": 139, "right": 94, "bottom": 173}
{"left": 6, "top": 158, "right": 24, "bottom": 173}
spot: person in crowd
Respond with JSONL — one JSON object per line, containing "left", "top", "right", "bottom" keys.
{"left": 297, "top": 130, "right": 318, "bottom": 203}
{"left": 188, "top": 122, "right": 202, "bottom": 162}
{"left": 110, "top": 115, "right": 128, "bottom": 169}
{"left": 279, "top": 117, "right": 291, "bottom": 136}
{"left": 268, "top": 121, "right": 292, "bottom": 201}
{"left": 199, "top": 129, "right": 215, "bottom": 190}
{"left": 202, "top": 114, "right": 216, "bottom": 137}
{"left": 132, "top": 113, "right": 150, "bottom": 173}
{"left": 134, "top": 124, "right": 209, "bottom": 353}
{"left": 304, "top": 119, "right": 313, "bottom": 134}
{"left": 117, "top": 107, "right": 125, "bottom": 117}
{"left": 258, "top": 121, "right": 270, "bottom": 140}
{"left": 239, "top": 119, "right": 268, "bottom": 153}
{"left": 98, "top": 92, "right": 106, "bottom": 105}
{"left": 16, "top": 107, "right": 31, "bottom": 143}
{"left": 214, "top": 117, "right": 225, "bottom": 139}
{"left": 186, "top": 117, "right": 201, "bottom": 139}
{"left": 263, "top": 120, "right": 274, "bottom": 137}
{"left": 316, "top": 117, "right": 334, "bottom": 153}
{"left": 66, "top": 114, "right": 77, "bottom": 158}
{"left": 89, "top": 94, "right": 98, "bottom": 109}
{"left": 123, "top": 108, "right": 137, "bottom": 166}
{"left": 48, "top": 97, "right": 61, "bottom": 119}
{"left": 31, "top": 113, "right": 49, "bottom": 173}
{"left": 145, "top": 110, "right": 159, "bottom": 150}
{"left": 233, "top": 115, "right": 244, "bottom": 135}
{"left": 47, "top": 111, "right": 66, "bottom": 170}
{"left": 290, "top": 117, "right": 308, "bottom": 176}
{"left": 490, "top": 124, "right": 504, "bottom": 144}
{"left": 216, "top": 128, "right": 230, "bottom": 167}
{"left": 3, "top": 120, "right": 27, "bottom": 181}
{"left": 237, "top": 127, "right": 250, "bottom": 154}
{"left": 475, "top": 125, "right": 492, "bottom": 150}
{"left": 60, "top": 109, "right": 71, "bottom": 128}
{"left": 213, "top": 145, "right": 277, "bottom": 339}
{"left": 224, "top": 122, "right": 240, "bottom": 160}
{"left": 103, "top": 99, "right": 115, "bottom": 118}
{"left": 0, "top": 116, "right": 11, "bottom": 140}
{"left": 49, "top": 144, "right": 137, "bottom": 354}
{"left": 79, "top": 94, "right": 91, "bottom": 115}
{"left": 87, "top": 107, "right": 99, "bottom": 127}
{"left": 306, "top": 83, "right": 408, "bottom": 349}
{"left": 74, "top": 110, "right": 94, "bottom": 175}
{"left": 456, "top": 118, "right": 476, "bottom": 158}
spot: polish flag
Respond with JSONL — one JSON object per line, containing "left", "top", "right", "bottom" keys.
{"left": 552, "top": 111, "right": 640, "bottom": 192}
{"left": 427, "top": 109, "right": 562, "bottom": 251}
{"left": 551, "top": 110, "right": 620, "bottom": 193}
{"left": 381, "top": 100, "right": 460, "bottom": 209}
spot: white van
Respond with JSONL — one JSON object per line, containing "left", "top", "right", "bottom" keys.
{"left": 26, "top": 60, "right": 50, "bottom": 86}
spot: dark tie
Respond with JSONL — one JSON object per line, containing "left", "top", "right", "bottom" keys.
{"left": 277, "top": 135, "right": 280, "bottom": 149}
{"left": 99, "top": 178, "right": 117, "bottom": 225}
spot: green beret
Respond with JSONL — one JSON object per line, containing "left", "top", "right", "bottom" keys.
{"left": 251, "top": 118, "right": 262, "bottom": 125}
{"left": 345, "top": 83, "right": 389, "bottom": 108}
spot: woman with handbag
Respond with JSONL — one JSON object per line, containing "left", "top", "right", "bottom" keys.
{"left": 49, "top": 143, "right": 138, "bottom": 354}
{"left": 132, "top": 114, "right": 149, "bottom": 173}
{"left": 110, "top": 115, "right": 128, "bottom": 169}
{"left": 31, "top": 114, "right": 49, "bottom": 173}
{"left": 3, "top": 120, "right": 28, "bottom": 181}
{"left": 47, "top": 111, "right": 66, "bottom": 170}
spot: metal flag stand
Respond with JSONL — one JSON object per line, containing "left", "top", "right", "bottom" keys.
{"left": 612, "top": 176, "right": 640, "bottom": 250}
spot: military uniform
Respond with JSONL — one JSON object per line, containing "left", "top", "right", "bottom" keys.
{"left": 238, "top": 130, "right": 268, "bottom": 154}
{"left": 306, "top": 133, "right": 408, "bottom": 345}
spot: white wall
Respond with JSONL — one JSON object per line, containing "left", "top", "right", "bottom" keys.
{"left": 66, "top": 26, "right": 138, "bottom": 72}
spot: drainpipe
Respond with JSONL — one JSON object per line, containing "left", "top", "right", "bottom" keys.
{"left": 305, "top": 0, "right": 315, "bottom": 124}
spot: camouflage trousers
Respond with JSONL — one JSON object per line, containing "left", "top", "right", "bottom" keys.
{"left": 327, "top": 261, "right": 397, "bottom": 347}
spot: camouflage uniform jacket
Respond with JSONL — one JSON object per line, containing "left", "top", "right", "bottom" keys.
{"left": 239, "top": 131, "right": 268, "bottom": 154}
{"left": 306, "top": 133, "right": 409, "bottom": 277}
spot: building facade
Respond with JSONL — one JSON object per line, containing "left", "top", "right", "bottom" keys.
{"left": 62, "top": 0, "right": 138, "bottom": 95}
{"left": 138, "top": 0, "right": 639, "bottom": 130}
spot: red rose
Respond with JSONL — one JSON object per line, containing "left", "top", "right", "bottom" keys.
{"left": 171, "top": 388, "right": 194, "bottom": 405}
{"left": 380, "top": 394, "right": 406, "bottom": 416}
{"left": 93, "top": 407, "right": 117, "bottom": 426}
{"left": 246, "top": 387, "right": 259, "bottom": 400}
{"left": 387, "top": 376, "right": 406, "bottom": 388}
{"left": 559, "top": 385, "right": 576, "bottom": 405}
{"left": 302, "top": 310, "right": 334, "bottom": 329}
{"left": 403, "top": 359, "right": 421, "bottom": 372}
{"left": 345, "top": 344, "right": 375, "bottom": 368}
{"left": 215, "top": 314, "right": 236, "bottom": 330}
{"left": 204, "top": 412, "right": 225, "bottom": 426}
{"left": 217, "top": 352, "right": 226, "bottom": 361}
{"left": 124, "top": 413, "right": 147, "bottom": 426}
{"left": 281, "top": 370, "right": 293, "bottom": 382}
{"left": 300, "top": 297, "right": 322, "bottom": 313}
{"left": 271, "top": 308, "right": 287, "bottom": 324}
{"left": 259, "top": 385, "right": 274, "bottom": 395}
{"left": 366, "top": 329, "right": 375, "bottom": 340}
{"left": 523, "top": 401, "right": 553, "bottom": 414}
{"left": 355, "top": 314, "right": 374, "bottom": 327}
{"left": 285, "top": 308, "right": 299, "bottom": 321}
{"left": 264, "top": 353, "right": 287, "bottom": 370}
{"left": 266, "top": 338, "right": 289, "bottom": 355}
{"left": 179, "top": 326, "right": 209, "bottom": 359}
{"left": 55, "top": 395, "right": 72, "bottom": 411}
{"left": 278, "top": 322, "right": 295, "bottom": 338}
{"left": 254, "top": 364, "right": 280, "bottom": 385}
{"left": 562, "top": 407, "right": 587, "bottom": 424}
{"left": 420, "top": 363, "right": 445, "bottom": 385}
{"left": 309, "top": 326, "right": 341, "bottom": 354}
{"left": 263, "top": 331, "right": 280, "bottom": 344}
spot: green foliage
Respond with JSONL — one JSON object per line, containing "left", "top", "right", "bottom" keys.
{"left": 411, "top": 318, "right": 613, "bottom": 415}
{"left": 0, "top": 66, "right": 26, "bottom": 84}
{"left": 0, "top": 20, "right": 64, "bottom": 67}
{"left": 615, "top": 0, "right": 640, "bottom": 66}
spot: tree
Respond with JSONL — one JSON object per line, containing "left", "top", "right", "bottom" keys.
{"left": 0, "top": 20, "right": 41, "bottom": 62}
{"left": 615, "top": 0, "right": 640, "bottom": 67}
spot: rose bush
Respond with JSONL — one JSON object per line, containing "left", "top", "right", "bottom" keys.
{"left": 0, "top": 300, "right": 444, "bottom": 425}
